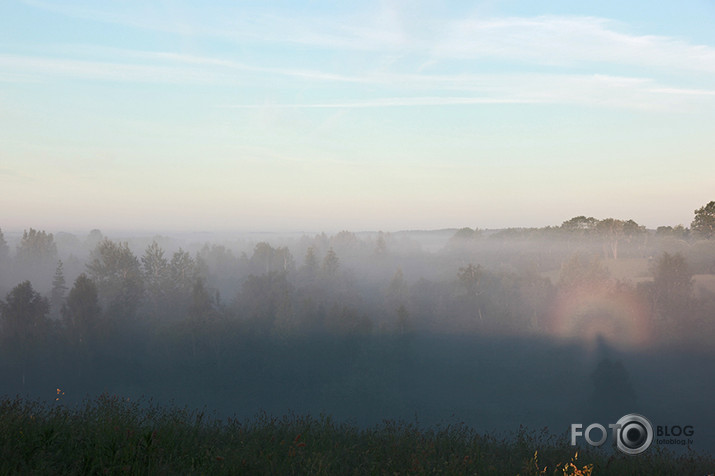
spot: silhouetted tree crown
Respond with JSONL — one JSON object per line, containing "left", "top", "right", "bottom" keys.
{"left": 86, "top": 239, "right": 144, "bottom": 319}
{"left": 301, "top": 246, "right": 320, "bottom": 280}
{"left": 62, "top": 273, "right": 101, "bottom": 344}
{"left": 0, "top": 281, "right": 50, "bottom": 343}
{"left": 692, "top": 201, "right": 715, "bottom": 239}
{"left": 322, "top": 248, "right": 339, "bottom": 276}
{"left": 561, "top": 216, "right": 598, "bottom": 233}
{"left": 50, "top": 260, "right": 68, "bottom": 317}
{"left": 0, "top": 228, "right": 9, "bottom": 263}
{"left": 16, "top": 229, "right": 58, "bottom": 271}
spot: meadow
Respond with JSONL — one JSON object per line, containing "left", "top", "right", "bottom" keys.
{"left": 2, "top": 394, "right": 713, "bottom": 475}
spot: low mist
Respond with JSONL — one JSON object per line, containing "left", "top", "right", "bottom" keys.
{"left": 1, "top": 211, "right": 714, "bottom": 455}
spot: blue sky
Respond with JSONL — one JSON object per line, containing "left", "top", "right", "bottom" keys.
{"left": 1, "top": 1, "right": 714, "bottom": 232}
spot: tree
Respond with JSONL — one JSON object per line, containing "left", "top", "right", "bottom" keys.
{"left": 142, "top": 241, "right": 168, "bottom": 281}
{"left": 239, "top": 272, "right": 293, "bottom": 333}
{"left": 0, "top": 227, "right": 10, "bottom": 287}
{"left": 181, "top": 277, "right": 222, "bottom": 359}
{"left": 169, "top": 248, "right": 196, "bottom": 293}
{"left": 16, "top": 229, "right": 57, "bottom": 265}
{"left": 447, "top": 227, "right": 483, "bottom": 252}
{"left": 457, "top": 263, "right": 485, "bottom": 323}
{"left": 61, "top": 273, "right": 102, "bottom": 381}
{"left": 374, "top": 232, "right": 387, "bottom": 256}
{"left": 62, "top": 274, "right": 101, "bottom": 345}
{"left": 155, "top": 248, "right": 198, "bottom": 321}
{"left": 250, "top": 243, "right": 272, "bottom": 275}
{"left": 672, "top": 224, "right": 689, "bottom": 239}
{"left": 656, "top": 225, "right": 689, "bottom": 239}
{"left": 0, "top": 227, "right": 8, "bottom": 263}
{"left": 387, "top": 268, "right": 408, "bottom": 304}
{"left": 274, "top": 246, "right": 295, "bottom": 274}
{"left": 558, "top": 254, "right": 610, "bottom": 290}
{"left": 622, "top": 219, "right": 646, "bottom": 241}
{"left": 85, "top": 229, "right": 104, "bottom": 250}
{"left": 15, "top": 229, "right": 58, "bottom": 289}
{"left": 651, "top": 252, "right": 693, "bottom": 321}
{"left": 326, "top": 304, "right": 372, "bottom": 335}
{"left": 561, "top": 216, "right": 598, "bottom": 234}
{"left": 170, "top": 249, "right": 196, "bottom": 287}
{"left": 596, "top": 219, "right": 617, "bottom": 259}
{"left": 250, "top": 242, "right": 294, "bottom": 275}
{"left": 189, "top": 278, "right": 217, "bottom": 321}
{"left": 300, "top": 246, "right": 319, "bottom": 279}
{"left": 691, "top": 201, "right": 715, "bottom": 239}
{"left": 142, "top": 241, "right": 169, "bottom": 316}
{"left": 596, "top": 218, "right": 625, "bottom": 260}
{"left": 331, "top": 231, "right": 359, "bottom": 254}
{"left": 1, "top": 280, "right": 50, "bottom": 342}
{"left": 450, "top": 227, "right": 482, "bottom": 241}
{"left": 322, "top": 248, "right": 339, "bottom": 277}
{"left": 458, "top": 263, "right": 483, "bottom": 297}
{"left": 396, "top": 304, "right": 411, "bottom": 335}
{"left": 86, "top": 239, "right": 144, "bottom": 320}
{"left": 50, "top": 260, "right": 68, "bottom": 318}
{"left": 0, "top": 281, "right": 50, "bottom": 389}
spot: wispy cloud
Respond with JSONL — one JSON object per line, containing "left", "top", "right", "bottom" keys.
{"left": 0, "top": 71, "right": 41, "bottom": 83}
{"left": 219, "top": 96, "right": 540, "bottom": 109}
{"left": 435, "top": 15, "right": 715, "bottom": 73}
{"left": 0, "top": 48, "right": 366, "bottom": 85}
{"left": 218, "top": 74, "right": 715, "bottom": 111}
{"left": 20, "top": 0, "right": 195, "bottom": 36}
{"left": 3, "top": 47, "right": 712, "bottom": 112}
{"left": 226, "top": 12, "right": 715, "bottom": 75}
{"left": 649, "top": 87, "right": 715, "bottom": 96}
{"left": 119, "top": 50, "right": 365, "bottom": 83}
{"left": 21, "top": 0, "right": 413, "bottom": 52}
{"left": 22, "top": 1, "right": 715, "bottom": 74}
{"left": 9, "top": 2, "right": 715, "bottom": 113}
{"left": 0, "top": 54, "right": 224, "bottom": 84}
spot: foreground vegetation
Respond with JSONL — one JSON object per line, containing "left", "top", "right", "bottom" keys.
{"left": 1, "top": 395, "right": 713, "bottom": 475}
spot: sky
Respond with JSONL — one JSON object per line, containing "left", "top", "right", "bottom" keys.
{"left": 1, "top": 0, "right": 714, "bottom": 233}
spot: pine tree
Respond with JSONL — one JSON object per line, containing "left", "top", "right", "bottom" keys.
{"left": 302, "top": 246, "right": 319, "bottom": 277}
{"left": 50, "top": 260, "right": 68, "bottom": 319}
{"left": 0, "top": 227, "right": 9, "bottom": 263}
{"left": 322, "top": 248, "right": 339, "bottom": 276}
{"left": 62, "top": 274, "right": 101, "bottom": 345}
{"left": 142, "top": 241, "right": 169, "bottom": 317}
{"left": 0, "top": 281, "right": 50, "bottom": 389}
{"left": 0, "top": 228, "right": 9, "bottom": 287}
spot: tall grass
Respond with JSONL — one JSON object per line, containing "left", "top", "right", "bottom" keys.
{"left": 0, "top": 395, "right": 712, "bottom": 475}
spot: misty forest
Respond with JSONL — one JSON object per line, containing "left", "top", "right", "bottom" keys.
{"left": 2, "top": 202, "right": 715, "bottom": 463}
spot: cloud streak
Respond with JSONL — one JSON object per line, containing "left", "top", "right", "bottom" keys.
{"left": 217, "top": 74, "right": 715, "bottom": 111}
{"left": 219, "top": 96, "right": 540, "bottom": 109}
{"left": 0, "top": 54, "right": 224, "bottom": 84}
{"left": 434, "top": 16, "right": 715, "bottom": 73}
{"left": 0, "top": 47, "right": 369, "bottom": 86}
{"left": 4, "top": 48, "right": 712, "bottom": 112}
{"left": 22, "top": 1, "right": 715, "bottom": 75}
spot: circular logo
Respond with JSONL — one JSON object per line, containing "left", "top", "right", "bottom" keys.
{"left": 615, "top": 414, "right": 653, "bottom": 455}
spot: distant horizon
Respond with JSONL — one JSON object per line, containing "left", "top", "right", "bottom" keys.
{"left": 0, "top": 209, "right": 702, "bottom": 238}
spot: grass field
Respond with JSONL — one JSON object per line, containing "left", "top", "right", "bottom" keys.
{"left": 1, "top": 395, "right": 713, "bottom": 475}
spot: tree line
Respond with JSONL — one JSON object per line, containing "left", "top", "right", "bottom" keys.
{"left": 0, "top": 203, "right": 713, "bottom": 416}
